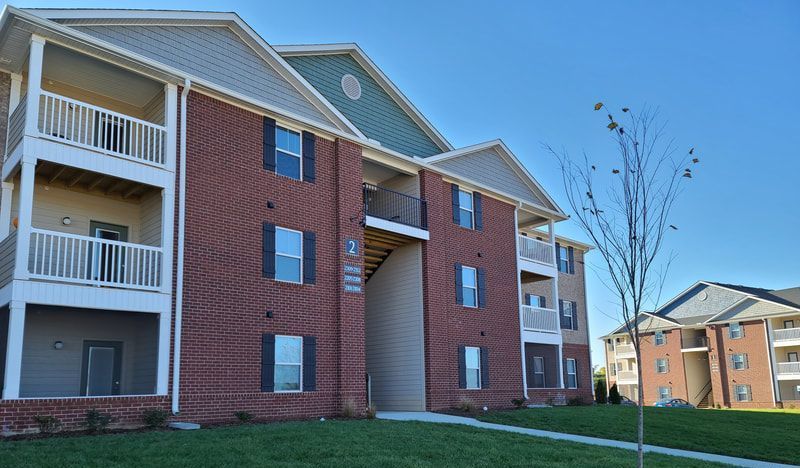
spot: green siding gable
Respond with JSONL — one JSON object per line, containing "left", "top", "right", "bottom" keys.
{"left": 284, "top": 54, "right": 443, "bottom": 157}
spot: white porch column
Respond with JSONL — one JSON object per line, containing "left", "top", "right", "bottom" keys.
{"left": 765, "top": 319, "right": 780, "bottom": 405}
{"left": 164, "top": 83, "right": 178, "bottom": 173}
{"left": 0, "top": 181, "right": 14, "bottom": 240}
{"left": 13, "top": 161, "right": 35, "bottom": 280}
{"left": 514, "top": 207, "right": 529, "bottom": 398}
{"left": 549, "top": 220, "right": 564, "bottom": 388}
{"left": 156, "top": 310, "right": 171, "bottom": 394}
{"left": 24, "top": 35, "right": 45, "bottom": 137}
{"left": 8, "top": 73, "right": 22, "bottom": 111}
{"left": 2, "top": 300, "right": 26, "bottom": 399}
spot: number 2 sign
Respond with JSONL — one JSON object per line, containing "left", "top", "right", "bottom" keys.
{"left": 345, "top": 239, "right": 359, "bottom": 256}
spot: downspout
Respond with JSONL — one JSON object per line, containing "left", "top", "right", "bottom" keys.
{"left": 172, "top": 79, "right": 191, "bottom": 414}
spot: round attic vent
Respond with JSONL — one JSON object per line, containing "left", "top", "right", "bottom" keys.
{"left": 341, "top": 74, "right": 362, "bottom": 100}
{"left": 698, "top": 291, "right": 708, "bottom": 301}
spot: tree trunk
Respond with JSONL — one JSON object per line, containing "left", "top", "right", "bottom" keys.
{"left": 636, "top": 348, "right": 644, "bottom": 468}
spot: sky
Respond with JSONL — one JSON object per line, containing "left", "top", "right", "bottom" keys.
{"left": 15, "top": 1, "right": 800, "bottom": 368}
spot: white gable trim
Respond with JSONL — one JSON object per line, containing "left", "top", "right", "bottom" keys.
{"left": 23, "top": 9, "right": 365, "bottom": 139}
{"left": 274, "top": 43, "right": 453, "bottom": 153}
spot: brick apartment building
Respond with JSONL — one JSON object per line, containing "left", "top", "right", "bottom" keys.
{"left": 602, "top": 281, "right": 800, "bottom": 408}
{"left": 0, "top": 8, "right": 593, "bottom": 433}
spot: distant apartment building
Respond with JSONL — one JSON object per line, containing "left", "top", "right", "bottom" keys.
{"left": 601, "top": 281, "right": 800, "bottom": 408}
{"left": 0, "top": 8, "right": 594, "bottom": 433}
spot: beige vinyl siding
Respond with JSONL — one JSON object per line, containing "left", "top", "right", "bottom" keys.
{"left": 139, "top": 190, "right": 162, "bottom": 247}
{"left": 379, "top": 174, "right": 420, "bottom": 198}
{"left": 715, "top": 298, "right": 795, "bottom": 322}
{"left": 0, "top": 231, "right": 17, "bottom": 287}
{"left": 20, "top": 306, "right": 158, "bottom": 397}
{"left": 142, "top": 91, "right": 166, "bottom": 126}
{"left": 683, "top": 352, "right": 711, "bottom": 405}
{"left": 365, "top": 242, "right": 425, "bottom": 411}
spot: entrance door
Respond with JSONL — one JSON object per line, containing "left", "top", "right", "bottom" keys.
{"left": 81, "top": 340, "right": 123, "bottom": 396}
{"left": 90, "top": 221, "right": 129, "bottom": 284}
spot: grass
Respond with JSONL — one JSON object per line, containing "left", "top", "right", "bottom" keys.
{"left": 0, "top": 419, "right": 725, "bottom": 467}
{"left": 478, "top": 405, "right": 799, "bottom": 465}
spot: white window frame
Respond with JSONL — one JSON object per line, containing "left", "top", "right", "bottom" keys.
{"left": 274, "top": 335, "right": 303, "bottom": 393}
{"left": 275, "top": 124, "right": 303, "bottom": 181}
{"left": 654, "top": 331, "right": 666, "bottom": 346}
{"left": 729, "top": 322, "right": 743, "bottom": 339}
{"left": 732, "top": 353, "right": 747, "bottom": 370}
{"left": 656, "top": 358, "right": 668, "bottom": 374}
{"left": 558, "top": 246, "right": 570, "bottom": 272}
{"left": 457, "top": 188, "right": 475, "bottom": 230}
{"left": 566, "top": 358, "right": 577, "bottom": 389}
{"left": 532, "top": 356, "right": 545, "bottom": 388}
{"left": 275, "top": 226, "right": 303, "bottom": 284}
{"left": 658, "top": 386, "right": 672, "bottom": 399}
{"left": 527, "top": 294, "right": 545, "bottom": 308}
{"left": 465, "top": 346, "right": 481, "bottom": 390}
{"left": 461, "top": 266, "right": 478, "bottom": 308}
{"left": 609, "top": 362, "right": 616, "bottom": 376}
{"left": 784, "top": 320, "right": 795, "bottom": 329}
{"left": 561, "top": 300, "right": 574, "bottom": 329}
{"left": 734, "top": 384, "right": 751, "bottom": 402}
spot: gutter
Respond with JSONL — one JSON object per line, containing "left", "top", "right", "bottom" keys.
{"left": 172, "top": 78, "right": 191, "bottom": 414}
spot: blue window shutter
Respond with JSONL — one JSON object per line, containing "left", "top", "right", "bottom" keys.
{"left": 572, "top": 301, "right": 578, "bottom": 330}
{"left": 303, "top": 336, "right": 316, "bottom": 391}
{"left": 559, "top": 300, "right": 568, "bottom": 329}
{"left": 473, "top": 192, "right": 483, "bottom": 231}
{"left": 454, "top": 263, "right": 463, "bottom": 304}
{"left": 262, "top": 223, "right": 275, "bottom": 278}
{"left": 541, "top": 296, "right": 547, "bottom": 308}
{"left": 477, "top": 268, "right": 487, "bottom": 308}
{"left": 263, "top": 117, "right": 276, "bottom": 172}
{"left": 568, "top": 246, "right": 575, "bottom": 274}
{"left": 302, "top": 131, "right": 316, "bottom": 183}
{"left": 303, "top": 231, "right": 316, "bottom": 284}
{"left": 451, "top": 184, "right": 460, "bottom": 225}
{"left": 555, "top": 242, "right": 562, "bottom": 272}
{"left": 480, "top": 347, "right": 490, "bottom": 388}
{"left": 261, "top": 334, "right": 275, "bottom": 392}
{"left": 458, "top": 345, "right": 466, "bottom": 389}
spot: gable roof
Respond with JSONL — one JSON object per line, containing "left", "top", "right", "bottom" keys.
{"left": 603, "top": 311, "right": 679, "bottom": 338}
{"left": 705, "top": 282, "right": 800, "bottom": 309}
{"left": 22, "top": 8, "right": 364, "bottom": 137}
{"left": 274, "top": 43, "right": 452, "bottom": 155}
{"left": 426, "top": 140, "right": 564, "bottom": 214}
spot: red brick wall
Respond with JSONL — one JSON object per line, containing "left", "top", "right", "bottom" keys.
{"left": 640, "top": 329, "right": 687, "bottom": 405}
{"left": 708, "top": 321, "right": 775, "bottom": 408}
{"left": 419, "top": 171, "right": 523, "bottom": 410}
{"left": 527, "top": 343, "right": 593, "bottom": 404}
{"left": 174, "top": 91, "right": 366, "bottom": 423}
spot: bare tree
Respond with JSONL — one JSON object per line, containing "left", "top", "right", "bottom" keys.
{"left": 546, "top": 103, "right": 697, "bottom": 467}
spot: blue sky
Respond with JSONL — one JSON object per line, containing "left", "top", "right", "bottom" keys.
{"left": 16, "top": 1, "right": 800, "bottom": 367}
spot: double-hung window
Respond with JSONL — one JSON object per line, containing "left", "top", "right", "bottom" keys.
{"left": 458, "top": 189, "right": 474, "bottom": 229}
{"left": 566, "top": 358, "right": 578, "bottom": 389}
{"left": 560, "top": 300, "right": 576, "bottom": 330}
{"left": 658, "top": 386, "right": 672, "bottom": 399}
{"left": 532, "top": 356, "right": 545, "bottom": 388}
{"left": 461, "top": 266, "right": 478, "bottom": 308}
{"left": 609, "top": 362, "right": 616, "bottom": 376}
{"left": 734, "top": 384, "right": 751, "bottom": 402}
{"left": 655, "top": 358, "right": 669, "bottom": 374}
{"left": 731, "top": 353, "right": 748, "bottom": 370}
{"left": 729, "top": 322, "right": 743, "bottom": 339}
{"left": 275, "top": 227, "right": 302, "bottom": 283}
{"left": 274, "top": 336, "right": 302, "bottom": 392}
{"left": 526, "top": 294, "right": 546, "bottom": 308}
{"left": 558, "top": 246, "right": 569, "bottom": 272}
{"left": 654, "top": 331, "right": 666, "bottom": 346}
{"left": 276, "top": 126, "right": 302, "bottom": 180}
{"left": 465, "top": 346, "right": 481, "bottom": 389}
{"left": 784, "top": 320, "right": 795, "bottom": 329}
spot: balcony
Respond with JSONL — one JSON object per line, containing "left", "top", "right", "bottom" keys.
{"left": 681, "top": 335, "right": 709, "bottom": 351}
{"left": 617, "top": 370, "right": 638, "bottom": 385}
{"left": 616, "top": 343, "right": 636, "bottom": 359}
{"left": 362, "top": 183, "right": 428, "bottom": 239}
{"left": 774, "top": 328, "right": 800, "bottom": 347}
{"left": 522, "top": 305, "right": 559, "bottom": 333}
{"left": 7, "top": 91, "right": 168, "bottom": 168}
{"left": 776, "top": 362, "right": 800, "bottom": 380}
{"left": 518, "top": 235, "right": 557, "bottom": 277}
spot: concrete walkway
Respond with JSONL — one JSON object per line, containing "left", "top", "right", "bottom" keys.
{"left": 377, "top": 411, "right": 793, "bottom": 468}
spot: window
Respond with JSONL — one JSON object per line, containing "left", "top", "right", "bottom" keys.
{"left": 276, "top": 126, "right": 302, "bottom": 180}
{"left": 458, "top": 189, "right": 474, "bottom": 229}
{"left": 729, "top": 322, "right": 743, "bottom": 339}
{"left": 566, "top": 358, "right": 578, "bottom": 389}
{"left": 526, "top": 294, "right": 546, "bottom": 308}
{"left": 654, "top": 331, "right": 666, "bottom": 346}
{"left": 734, "top": 384, "right": 751, "bottom": 402}
{"left": 658, "top": 386, "right": 672, "bottom": 399}
{"left": 465, "top": 346, "right": 481, "bottom": 389}
{"left": 789, "top": 352, "right": 799, "bottom": 362}
{"left": 609, "top": 362, "right": 617, "bottom": 376}
{"left": 274, "top": 336, "right": 302, "bottom": 392}
{"left": 560, "top": 300, "right": 576, "bottom": 330}
{"left": 275, "top": 227, "right": 302, "bottom": 283}
{"left": 558, "top": 246, "right": 570, "bottom": 272}
{"left": 655, "top": 358, "right": 669, "bottom": 374}
{"left": 532, "top": 356, "right": 545, "bottom": 388}
{"left": 461, "top": 266, "right": 478, "bottom": 308}
{"left": 731, "top": 353, "right": 748, "bottom": 370}
{"left": 784, "top": 320, "right": 795, "bottom": 329}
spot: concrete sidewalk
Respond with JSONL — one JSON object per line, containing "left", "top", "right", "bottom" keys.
{"left": 377, "top": 411, "right": 793, "bottom": 468}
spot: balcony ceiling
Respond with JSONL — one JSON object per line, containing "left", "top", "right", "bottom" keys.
{"left": 35, "top": 161, "right": 155, "bottom": 201}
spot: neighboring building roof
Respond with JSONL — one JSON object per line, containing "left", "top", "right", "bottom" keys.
{"left": 602, "top": 311, "right": 679, "bottom": 338}
{"left": 275, "top": 43, "right": 452, "bottom": 157}
{"left": 705, "top": 282, "right": 800, "bottom": 309}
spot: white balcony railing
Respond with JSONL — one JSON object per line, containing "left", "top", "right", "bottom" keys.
{"left": 774, "top": 328, "right": 800, "bottom": 342}
{"left": 518, "top": 235, "right": 555, "bottom": 266}
{"left": 617, "top": 370, "right": 638, "bottom": 383}
{"left": 522, "top": 305, "right": 559, "bottom": 333}
{"left": 777, "top": 362, "right": 800, "bottom": 376}
{"left": 616, "top": 344, "right": 636, "bottom": 358}
{"left": 34, "top": 91, "right": 167, "bottom": 167}
{"left": 28, "top": 228, "right": 162, "bottom": 291}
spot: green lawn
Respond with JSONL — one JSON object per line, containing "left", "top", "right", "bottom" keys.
{"left": 0, "top": 419, "right": 724, "bottom": 468}
{"left": 478, "top": 405, "right": 799, "bottom": 465}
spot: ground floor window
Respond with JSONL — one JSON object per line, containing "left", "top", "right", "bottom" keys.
{"left": 275, "top": 336, "right": 303, "bottom": 392}
{"left": 532, "top": 356, "right": 545, "bottom": 388}
{"left": 565, "top": 358, "right": 577, "bottom": 388}
{"left": 465, "top": 346, "right": 481, "bottom": 389}
{"left": 735, "top": 384, "right": 751, "bottom": 402}
{"left": 658, "top": 386, "right": 672, "bottom": 399}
